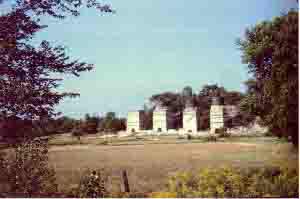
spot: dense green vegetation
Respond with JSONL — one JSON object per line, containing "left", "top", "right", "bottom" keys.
{"left": 0, "top": 0, "right": 112, "bottom": 141}
{"left": 147, "top": 84, "right": 250, "bottom": 130}
{"left": 48, "top": 112, "right": 126, "bottom": 135}
{"left": 238, "top": 10, "right": 298, "bottom": 146}
{"left": 152, "top": 166, "right": 298, "bottom": 198}
{"left": 0, "top": 139, "right": 58, "bottom": 197}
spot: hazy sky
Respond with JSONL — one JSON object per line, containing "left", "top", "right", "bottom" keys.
{"left": 1, "top": 0, "right": 298, "bottom": 118}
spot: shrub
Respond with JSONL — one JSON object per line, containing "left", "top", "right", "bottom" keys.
{"left": 72, "top": 128, "right": 84, "bottom": 141}
{"left": 219, "top": 132, "right": 230, "bottom": 138}
{"left": 264, "top": 131, "right": 275, "bottom": 137}
{"left": 246, "top": 166, "right": 299, "bottom": 197}
{"left": 219, "top": 131, "right": 231, "bottom": 138}
{"left": 167, "top": 171, "right": 199, "bottom": 197}
{"left": 203, "top": 135, "right": 217, "bottom": 142}
{"left": 177, "top": 136, "right": 186, "bottom": 139}
{"left": 215, "top": 127, "right": 227, "bottom": 134}
{"left": 214, "top": 128, "right": 230, "bottom": 138}
{"left": 75, "top": 169, "right": 109, "bottom": 198}
{"left": 165, "top": 166, "right": 298, "bottom": 198}
{"left": 100, "top": 140, "right": 109, "bottom": 145}
{"left": 0, "top": 138, "right": 58, "bottom": 197}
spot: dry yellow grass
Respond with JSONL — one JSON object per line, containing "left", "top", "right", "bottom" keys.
{"left": 48, "top": 137, "right": 298, "bottom": 193}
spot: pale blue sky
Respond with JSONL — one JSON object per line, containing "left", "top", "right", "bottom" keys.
{"left": 1, "top": 0, "right": 298, "bottom": 118}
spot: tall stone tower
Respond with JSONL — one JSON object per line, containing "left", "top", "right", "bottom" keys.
{"left": 153, "top": 103, "right": 172, "bottom": 132}
{"left": 210, "top": 97, "right": 224, "bottom": 133}
{"left": 126, "top": 111, "right": 145, "bottom": 133}
{"left": 183, "top": 106, "right": 199, "bottom": 133}
{"left": 182, "top": 87, "right": 199, "bottom": 133}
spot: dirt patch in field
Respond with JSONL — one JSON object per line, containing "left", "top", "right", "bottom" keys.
{"left": 234, "top": 143, "right": 258, "bottom": 147}
{"left": 50, "top": 145, "right": 93, "bottom": 152}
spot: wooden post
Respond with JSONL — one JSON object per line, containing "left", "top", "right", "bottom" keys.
{"left": 122, "top": 170, "right": 130, "bottom": 193}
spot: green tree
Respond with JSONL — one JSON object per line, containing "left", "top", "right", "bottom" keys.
{"left": 6, "top": 0, "right": 113, "bottom": 19}
{"left": 105, "top": 112, "right": 116, "bottom": 120}
{"left": 72, "top": 123, "right": 84, "bottom": 141}
{"left": 81, "top": 114, "right": 100, "bottom": 134}
{"left": 149, "top": 85, "right": 245, "bottom": 130}
{"left": 142, "top": 103, "right": 154, "bottom": 130}
{"left": 237, "top": 11, "right": 298, "bottom": 146}
{"left": 103, "top": 112, "right": 115, "bottom": 132}
{"left": 39, "top": 116, "right": 79, "bottom": 135}
{"left": 195, "top": 84, "right": 245, "bottom": 130}
{"left": 182, "top": 86, "right": 193, "bottom": 96}
{"left": 239, "top": 79, "right": 260, "bottom": 126}
{"left": 0, "top": 1, "right": 112, "bottom": 139}
{"left": 96, "top": 112, "right": 125, "bottom": 133}
{"left": 150, "top": 91, "right": 184, "bottom": 129}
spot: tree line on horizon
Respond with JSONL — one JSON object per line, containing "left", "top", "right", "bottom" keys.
{"left": 0, "top": 82, "right": 252, "bottom": 140}
{"left": 142, "top": 84, "right": 255, "bottom": 131}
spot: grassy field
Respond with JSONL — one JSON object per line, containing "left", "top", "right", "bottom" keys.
{"left": 47, "top": 135, "right": 298, "bottom": 193}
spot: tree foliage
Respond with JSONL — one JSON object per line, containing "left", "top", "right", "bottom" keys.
{"left": 150, "top": 91, "right": 184, "bottom": 129}
{"left": 0, "top": 0, "right": 113, "bottom": 139}
{"left": 142, "top": 103, "right": 154, "bottom": 130}
{"left": 42, "top": 116, "right": 78, "bottom": 135}
{"left": 149, "top": 84, "right": 246, "bottom": 130}
{"left": 97, "top": 112, "right": 126, "bottom": 133}
{"left": 12, "top": 0, "right": 114, "bottom": 18}
{"left": 237, "top": 11, "right": 298, "bottom": 146}
{"left": 80, "top": 114, "right": 100, "bottom": 134}
{"left": 196, "top": 84, "right": 247, "bottom": 129}
{"left": 1, "top": 9, "right": 92, "bottom": 120}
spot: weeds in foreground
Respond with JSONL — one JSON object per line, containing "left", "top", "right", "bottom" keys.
{"left": 156, "top": 166, "right": 298, "bottom": 198}
{"left": 69, "top": 169, "right": 109, "bottom": 197}
{"left": 0, "top": 138, "right": 58, "bottom": 197}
